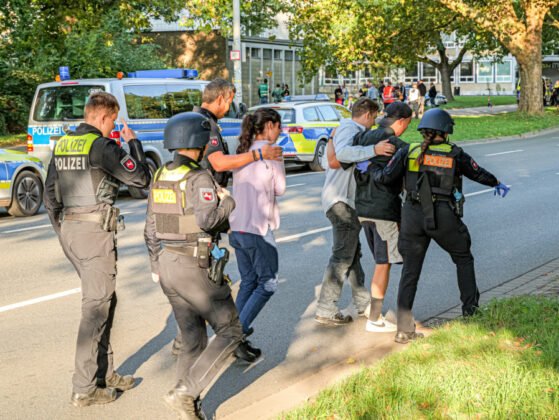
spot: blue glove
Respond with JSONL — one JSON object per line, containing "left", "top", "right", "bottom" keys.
{"left": 356, "top": 161, "right": 371, "bottom": 174}
{"left": 494, "top": 182, "right": 509, "bottom": 198}
{"left": 211, "top": 246, "right": 226, "bottom": 260}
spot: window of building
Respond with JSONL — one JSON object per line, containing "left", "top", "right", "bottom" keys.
{"left": 303, "top": 107, "right": 320, "bottom": 122}
{"left": 274, "top": 50, "right": 282, "bottom": 60}
{"left": 322, "top": 69, "right": 339, "bottom": 85}
{"left": 459, "top": 61, "right": 474, "bottom": 82}
{"left": 422, "top": 63, "right": 437, "bottom": 82}
{"left": 251, "top": 48, "right": 260, "bottom": 59}
{"left": 405, "top": 63, "right": 419, "bottom": 83}
{"left": 263, "top": 49, "right": 272, "bottom": 59}
{"left": 442, "top": 33, "right": 455, "bottom": 48}
{"left": 477, "top": 61, "right": 493, "bottom": 83}
{"left": 341, "top": 70, "right": 358, "bottom": 85}
{"left": 495, "top": 60, "right": 512, "bottom": 82}
{"left": 285, "top": 50, "right": 293, "bottom": 61}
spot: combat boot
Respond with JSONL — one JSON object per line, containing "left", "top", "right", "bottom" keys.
{"left": 97, "top": 372, "right": 135, "bottom": 391}
{"left": 234, "top": 340, "right": 257, "bottom": 363}
{"left": 163, "top": 380, "right": 200, "bottom": 420}
{"left": 394, "top": 331, "right": 424, "bottom": 344}
{"left": 70, "top": 387, "right": 117, "bottom": 407}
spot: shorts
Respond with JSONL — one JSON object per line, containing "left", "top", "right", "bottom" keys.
{"left": 361, "top": 219, "right": 403, "bottom": 265}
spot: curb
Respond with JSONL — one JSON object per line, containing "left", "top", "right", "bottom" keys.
{"left": 457, "top": 125, "right": 559, "bottom": 146}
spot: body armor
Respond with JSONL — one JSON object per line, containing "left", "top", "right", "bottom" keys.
{"left": 53, "top": 133, "right": 120, "bottom": 208}
{"left": 151, "top": 162, "right": 204, "bottom": 241}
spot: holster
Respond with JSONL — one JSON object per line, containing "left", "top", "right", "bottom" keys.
{"left": 196, "top": 237, "right": 212, "bottom": 269}
{"left": 102, "top": 207, "right": 124, "bottom": 232}
{"left": 209, "top": 247, "right": 229, "bottom": 286}
{"left": 417, "top": 173, "right": 436, "bottom": 230}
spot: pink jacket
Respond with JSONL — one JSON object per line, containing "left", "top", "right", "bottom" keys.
{"left": 229, "top": 140, "right": 286, "bottom": 235}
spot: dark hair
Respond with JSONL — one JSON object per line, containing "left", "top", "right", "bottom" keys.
{"left": 202, "top": 78, "right": 236, "bottom": 104}
{"left": 237, "top": 108, "right": 281, "bottom": 154}
{"left": 351, "top": 97, "right": 379, "bottom": 118}
{"left": 264, "top": 78, "right": 268, "bottom": 83}
{"left": 379, "top": 102, "right": 412, "bottom": 127}
{"left": 84, "top": 92, "right": 119, "bottom": 118}
{"left": 415, "top": 128, "right": 446, "bottom": 165}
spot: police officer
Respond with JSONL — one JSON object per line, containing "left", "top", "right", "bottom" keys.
{"left": 43, "top": 92, "right": 151, "bottom": 406}
{"left": 144, "top": 112, "right": 243, "bottom": 420}
{"left": 368, "top": 108, "right": 510, "bottom": 344}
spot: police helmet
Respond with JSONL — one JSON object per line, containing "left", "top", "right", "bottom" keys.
{"left": 417, "top": 108, "right": 454, "bottom": 134}
{"left": 163, "top": 112, "right": 212, "bottom": 151}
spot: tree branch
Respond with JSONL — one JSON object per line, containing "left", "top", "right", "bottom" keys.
{"left": 419, "top": 55, "right": 440, "bottom": 69}
{"left": 449, "top": 45, "right": 469, "bottom": 71}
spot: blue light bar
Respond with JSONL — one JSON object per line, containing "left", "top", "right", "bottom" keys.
{"left": 127, "top": 69, "right": 198, "bottom": 79}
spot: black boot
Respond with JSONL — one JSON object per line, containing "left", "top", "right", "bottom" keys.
{"left": 163, "top": 381, "right": 200, "bottom": 420}
{"left": 394, "top": 331, "right": 424, "bottom": 344}
{"left": 245, "top": 340, "right": 261, "bottom": 358}
{"left": 70, "top": 387, "right": 117, "bottom": 407}
{"left": 234, "top": 340, "right": 257, "bottom": 363}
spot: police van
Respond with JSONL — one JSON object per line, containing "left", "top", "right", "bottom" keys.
{"left": 27, "top": 69, "right": 245, "bottom": 198}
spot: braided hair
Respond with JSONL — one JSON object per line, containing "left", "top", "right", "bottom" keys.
{"left": 414, "top": 128, "right": 446, "bottom": 166}
{"left": 237, "top": 108, "right": 281, "bottom": 154}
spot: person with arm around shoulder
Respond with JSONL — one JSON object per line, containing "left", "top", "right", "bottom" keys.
{"left": 228, "top": 108, "right": 286, "bottom": 361}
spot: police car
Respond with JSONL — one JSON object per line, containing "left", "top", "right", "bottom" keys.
{"left": 0, "top": 149, "right": 46, "bottom": 216}
{"left": 249, "top": 95, "right": 351, "bottom": 171}
{"left": 27, "top": 69, "right": 245, "bottom": 198}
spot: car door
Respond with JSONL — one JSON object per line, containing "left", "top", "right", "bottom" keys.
{"left": 0, "top": 156, "right": 10, "bottom": 205}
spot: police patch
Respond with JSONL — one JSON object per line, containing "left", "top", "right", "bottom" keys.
{"left": 120, "top": 155, "right": 136, "bottom": 172}
{"left": 210, "top": 137, "right": 219, "bottom": 147}
{"left": 200, "top": 188, "right": 215, "bottom": 202}
{"left": 471, "top": 159, "right": 479, "bottom": 170}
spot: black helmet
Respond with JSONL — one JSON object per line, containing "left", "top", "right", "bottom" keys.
{"left": 417, "top": 108, "right": 454, "bottom": 134}
{"left": 163, "top": 112, "right": 212, "bottom": 151}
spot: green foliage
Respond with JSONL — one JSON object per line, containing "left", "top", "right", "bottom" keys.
{"left": 282, "top": 295, "right": 559, "bottom": 419}
{"left": 0, "top": 0, "right": 182, "bottom": 134}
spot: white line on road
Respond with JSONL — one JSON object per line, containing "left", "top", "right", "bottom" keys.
{"left": 286, "top": 172, "right": 322, "bottom": 178}
{"left": 286, "top": 183, "right": 306, "bottom": 188}
{"left": 0, "top": 288, "right": 81, "bottom": 313}
{"left": 276, "top": 226, "right": 332, "bottom": 243}
{"left": 485, "top": 149, "right": 523, "bottom": 156}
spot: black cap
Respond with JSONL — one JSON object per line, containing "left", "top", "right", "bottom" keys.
{"left": 378, "top": 102, "right": 412, "bottom": 127}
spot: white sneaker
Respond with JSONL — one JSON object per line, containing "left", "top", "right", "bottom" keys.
{"left": 365, "top": 316, "right": 397, "bottom": 333}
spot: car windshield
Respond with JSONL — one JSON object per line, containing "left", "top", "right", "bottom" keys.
{"left": 32, "top": 85, "right": 105, "bottom": 122}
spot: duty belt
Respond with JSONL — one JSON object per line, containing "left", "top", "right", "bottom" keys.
{"left": 164, "top": 245, "right": 199, "bottom": 257}
{"left": 63, "top": 207, "right": 124, "bottom": 232}
{"left": 405, "top": 192, "right": 451, "bottom": 203}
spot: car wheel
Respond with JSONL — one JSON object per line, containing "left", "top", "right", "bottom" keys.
{"left": 8, "top": 171, "right": 44, "bottom": 217}
{"left": 309, "top": 139, "right": 327, "bottom": 172}
{"left": 128, "top": 157, "right": 157, "bottom": 199}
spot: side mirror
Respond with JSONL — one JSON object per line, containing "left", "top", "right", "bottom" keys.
{"left": 238, "top": 103, "right": 247, "bottom": 118}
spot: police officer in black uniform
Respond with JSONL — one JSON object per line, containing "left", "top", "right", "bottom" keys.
{"left": 144, "top": 112, "right": 243, "bottom": 420}
{"left": 43, "top": 92, "right": 151, "bottom": 406}
{"left": 368, "top": 108, "right": 510, "bottom": 344}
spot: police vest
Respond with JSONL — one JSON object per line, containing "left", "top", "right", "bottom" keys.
{"left": 383, "top": 86, "right": 395, "bottom": 103}
{"left": 405, "top": 142, "right": 461, "bottom": 197}
{"left": 151, "top": 163, "right": 204, "bottom": 241}
{"left": 53, "top": 133, "right": 119, "bottom": 208}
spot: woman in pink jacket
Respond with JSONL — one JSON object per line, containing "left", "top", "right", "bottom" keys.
{"left": 229, "top": 108, "right": 286, "bottom": 361}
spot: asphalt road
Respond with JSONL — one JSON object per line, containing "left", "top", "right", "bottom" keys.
{"left": 1, "top": 130, "right": 559, "bottom": 419}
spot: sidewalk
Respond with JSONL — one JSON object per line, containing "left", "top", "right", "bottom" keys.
{"left": 446, "top": 104, "right": 517, "bottom": 116}
{"left": 218, "top": 258, "right": 559, "bottom": 419}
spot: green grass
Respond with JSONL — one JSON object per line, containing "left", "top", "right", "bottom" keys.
{"left": 280, "top": 295, "right": 559, "bottom": 420}
{"left": 0, "top": 134, "right": 26, "bottom": 148}
{"left": 439, "top": 95, "right": 517, "bottom": 109}
{"left": 400, "top": 108, "right": 559, "bottom": 142}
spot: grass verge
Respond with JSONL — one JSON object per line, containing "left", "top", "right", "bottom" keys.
{"left": 0, "top": 134, "right": 27, "bottom": 148}
{"left": 280, "top": 295, "right": 559, "bottom": 419}
{"left": 399, "top": 108, "right": 559, "bottom": 142}
{"left": 439, "top": 95, "right": 517, "bottom": 109}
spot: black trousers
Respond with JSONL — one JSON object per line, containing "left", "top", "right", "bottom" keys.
{"left": 397, "top": 201, "right": 480, "bottom": 333}
{"left": 159, "top": 249, "right": 242, "bottom": 399}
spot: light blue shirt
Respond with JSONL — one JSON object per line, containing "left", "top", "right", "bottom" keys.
{"left": 321, "top": 118, "right": 376, "bottom": 212}
{"left": 367, "top": 87, "right": 379, "bottom": 100}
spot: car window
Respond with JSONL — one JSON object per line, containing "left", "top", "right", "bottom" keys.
{"left": 333, "top": 105, "right": 352, "bottom": 119}
{"left": 33, "top": 85, "right": 105, "bottom": 122}
{"left": 166, "top": 84, "right": 202, "bottom": 116}
{"left": 317, "top": 105, "right": 339, "bottom": 121}
{"left": 124, "top": 84, "right": 203, "bottom": 119}
{"left": 302, "top": 107, "right": 320, "bottom": 122}
{"left": 276, "top": 109, "right": 295, "bottom": 124}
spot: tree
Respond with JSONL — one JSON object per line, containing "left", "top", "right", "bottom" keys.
{"left": 289, "top": 0, "right": 502, "bottom": 101}
{"left": 439, "top": 0, "right": 559, "bottom": 114}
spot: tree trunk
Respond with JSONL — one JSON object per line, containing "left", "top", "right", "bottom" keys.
{"left": 438, "top": 60, "right": 454, "bottom": 101}
{"left": 516, "top": 31, "right": 544, "bottom": 114}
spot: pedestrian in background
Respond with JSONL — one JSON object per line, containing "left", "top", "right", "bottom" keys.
{"left": 315, "top": 97, "right": 395, "bottom": 326}
{"left": 428, "top": 83, "right": 437, "bottom": 107}
{"left": 378, "top": 80, "right": 386, "bottom": 113}
{"left": 272, "top": 83, "right": 283, "bottom": 103}
{"left": 44, "top": 92, "right": 151, "bottom": 406}
{"left": 342, "top": 83, "right": 349, "bottom": 101}
{"left": 398, "top": 82, "right": 406, "bottom": 101}
{"left": 383, "top": 80, "right": 396, "bottom": 105}
{"left": 229, "top": 108, "right": 286, "bottom": 360}
{"left": 360, "top": 83, "right": 368, "bottom": 97}
{"left": 367, "top": 82, "right": 379, "bottom": 102}
{"left": 259, "top": 78, "right": 269, "bottom": 104}
{"left": 417, "top": 80, "right": 427, "bottom": 115}
{"left": 283, "top": 83, "right": 290, "bottom": 101}
{"left": 335, "top": 85, "right": 344, "bottom": 105}
{"left": 408, "top": 83, "right": 420, "bottom": 119}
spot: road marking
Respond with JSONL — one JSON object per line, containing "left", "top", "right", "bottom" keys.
{"left": 485, "top": 149, "right": 523, "bottom": 157}
{"left": 0, "top": 288, "right": 81, "bottom": 313}
{"left": 0, "top": 212, "right": 134, "bottom": 234}
{"left": 286, "top": 183, "right": 306, "bottom": 188}
{"left": 286, "top": 172, "right": 322, "bottom": 178}
{"left": 276, "top": 226, "right": 332, "bottom": 243}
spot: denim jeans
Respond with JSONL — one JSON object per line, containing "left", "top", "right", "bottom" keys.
{"left": 229, "top": 230, "right": 279, "bottom": 335}
{"left": 316, "top": 202, "right": 370, "bottom": 318}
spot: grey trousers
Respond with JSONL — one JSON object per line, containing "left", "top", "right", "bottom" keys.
{"left": 316, "top": 202, "right": 370, "bottom": 318}
{"left": 60, "top": 220, "right": 117, "bottom": 394}
{"left": 159, "top": 250, "right": 242, "bottom": 399}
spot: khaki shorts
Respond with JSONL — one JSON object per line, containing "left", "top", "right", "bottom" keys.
{"left": 360, "top": 218, "right": 403, "bottom": 264}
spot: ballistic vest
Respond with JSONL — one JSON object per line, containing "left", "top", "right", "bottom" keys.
{"left": 405, "top": 142, "right": 462, "bottom": 197}
{"left": 151, "top": 162, "right": 204, "bottom": 241}
{"left": 53, "top": 133, "right": 119, "bottom": 208}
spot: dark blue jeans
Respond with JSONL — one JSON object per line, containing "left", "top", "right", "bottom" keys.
{"left": 229, "top": 230, "right": 279, "bottom": 335}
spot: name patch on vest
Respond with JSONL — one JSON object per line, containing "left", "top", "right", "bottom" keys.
{"left": 55, "top": 137, "right": 90, "bottom": 155}
{"left": 54, "top": 156, "right": 88, "bottom": 171}
{"left": 153, "top": 189, "right": 177, "bottom": 204}
{"left": 424, "top": 155, "right": 453, "bottom": 169}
